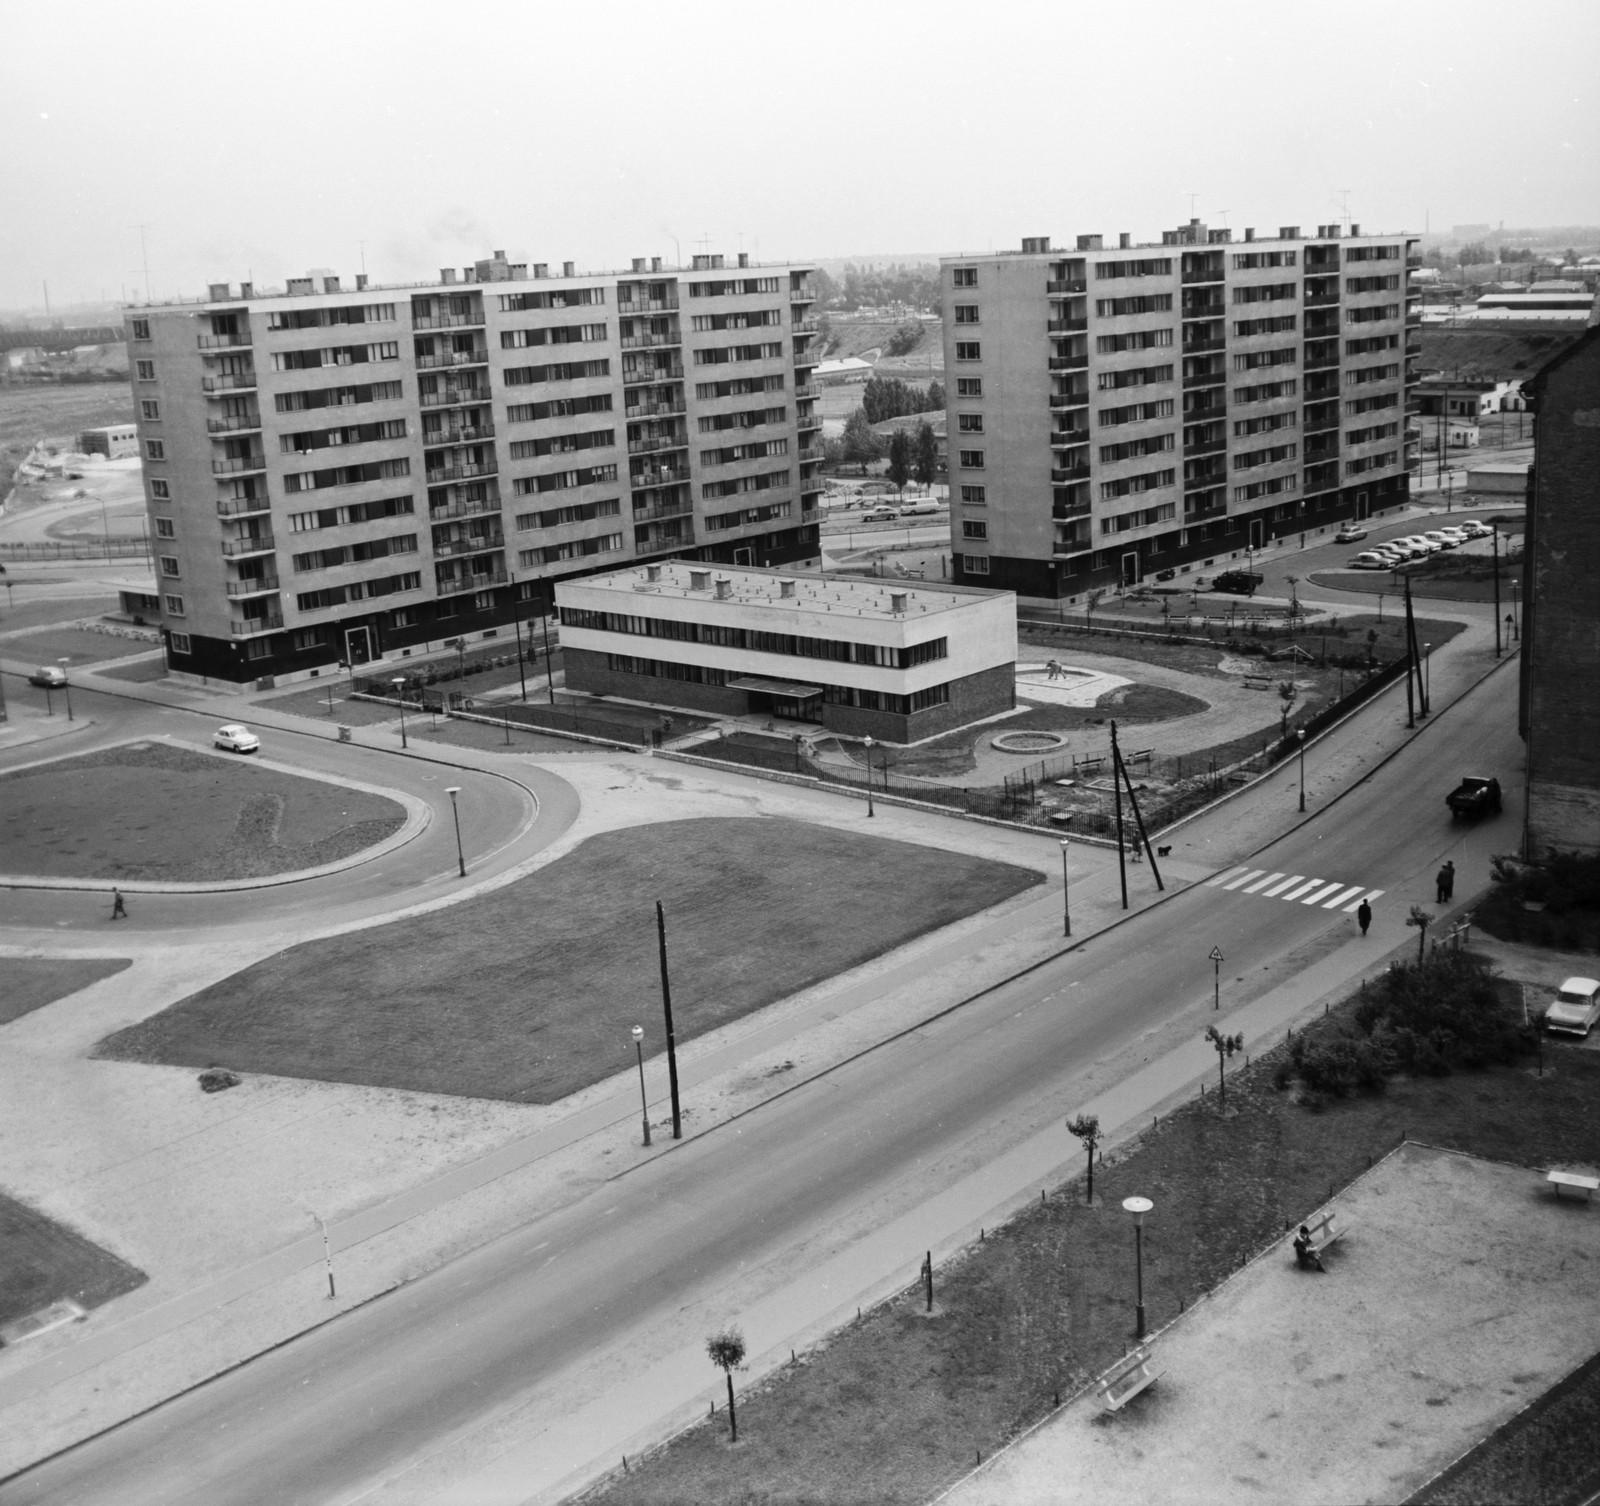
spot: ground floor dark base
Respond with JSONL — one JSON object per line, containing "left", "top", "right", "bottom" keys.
{"left": 562, "top": 646, "right": 1015, "bottom": 745}
{"left": 164, "top": 524, "right": 821, "bottom": 686}
{"left": 959, "top": 478, "right": 1411, "bottom": 600}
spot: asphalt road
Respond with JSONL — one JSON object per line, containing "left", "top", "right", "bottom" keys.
{"left": 0, "top": 642, "right": 1526, "bottom": 1504}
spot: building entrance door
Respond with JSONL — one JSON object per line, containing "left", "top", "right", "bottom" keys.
{"left": 1248, "top": 518, "right": 1264, "bottom": 551}
{"left": 733, "top": 547, "right": 755, "bottom": 566}
{"left": 1121, "top": 551, "right": 1140, "bottom": 588}
{"left": 1355, "top": 491, "right": 1370, "bottom": 521}
{"left": 344, "top": 626, "right": 373, "bottom": 666}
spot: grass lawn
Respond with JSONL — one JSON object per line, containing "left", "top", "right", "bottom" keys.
{"left": 0, "top": 1190, "right": 146, "bottom": 1331}
{"left": 0, "top": 385, "right": 134, "bottom": 497}
{"left": 96, "top": 817, "right": 1043, "bottom": 1102}
{"left": 0, "top": 595, "right": 120, "bottom": 632}
{"left": 94, "top": 654, "right": 172, "bottom": 683}
{"left": 412, "top": 718, "right": 594, "bottom": 755}
{"left": 0, "top": 957, "right": 131, "bottom": 1026}
{"left": 0, "top": 741, "right": 405, "bottom": 881}
{"left": 257, "top": 684, "right": 412, "bottom": 727}
{"left": 1309, "top": 570, "right": 1518, "bottom": 605}
{"left": 586, "top": 1027, "right": 1600, "bottom": 1506}
{"left": 6, "top": 626, "right": 159, "bottom": 665}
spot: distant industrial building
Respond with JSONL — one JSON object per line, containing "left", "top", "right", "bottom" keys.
{"left": 1520, "top": 321, "right": 1600, "bottom": 857}
{"left": 79, "top": 423, "right": 139, "bottom": 458}
{"left": 556, "top": 560, "right": 1015, "bottom": 743}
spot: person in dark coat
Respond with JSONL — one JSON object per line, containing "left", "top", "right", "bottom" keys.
{"left": 111, "top": 887, "right": 127, "bottom": 920}
{"left": 1294, "top": 1225, "right": 1326, "bottom": 1272}
{"left": 1357, "top": 898, "right": 1372, "bottom": 936}
{"left": 1436, "top": 861, "right": 1455, "bottom": 904}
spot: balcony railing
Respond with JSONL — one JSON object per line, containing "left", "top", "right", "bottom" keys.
{"left": 426, "top": 460, "right": 499, "bottom": 483}
{"left": 1305, "top": 287, "right": 1341, "bottom": 307}
{"left": 1048, "top": 354, "right": 1089, "bottom": 371}
{"left": 791, "top": 318, "right": 821, "bottom": 334}
{"left": 412, "top": 312, "right": 485, "bottom": 330}
{"left": 1406, "top": 310, "right": 1422, "bottom": 327}
{"left": 1051, "top": 466, "right": 1090, "bottom": 483}
{"left": 1051, "top": 500, "right": 1092, "bottom": 520}
{"left": 793, "top": 383, "right": 819, "bottom": 400}
{"left": 1304, "top": 349, "right": 1341, "bottom": 371}
{"left": 1050, "top": 430, "right": 1089, "bottom": 447}
{"left": 1406, "top": 256, "right": 1424, "bottom": 269}
{"left": 798, "top": 445, "right": 826, "bottom": 464}
{"left": 624, "top": 398, "right": 687, "bottom": 420}
{"left": 433, "top": 535, "right": 505, "bottom": 558}
{"left": 225, "top": 576, "right": 280, "bottom": 597}
{"left": 1304, "top": 409, "right": 1340, "bottom": 434}
{"left": 623, "top": 362, "right": 685, "bottom": 384}
{"left": 415, "top": 350, "right": 488, "bottom": 370}
{"left": 217, "top": 495, "right": 271, "bottom": 517}
{"left": 428, "top": 498, "right": 501, "bottom": 522}
{"left": 620, "top": 331, "right": 682, "bottom": 350}
{"left": 1184, "top": 436, "right": 1227, "bottom": 456}
{"left": 635, "top": 524, "right": 696, "bottom": 549}
{"left": 230, "top": 611, "right": 283, "bottom": 636}
{"left": 436, "top": 567, "right": 509, "bottom": 595}
{"left": 198, "top": 331, "right": 252, "bottom": 349}
{"left": 792, "top": 347, "right": 822, "bottom": 366}
{"left": 632, "top": 498, "right": 695, "bottom": 522}
{"left": 202, "top": 371, "right": 257, "bottom": 393}
{"left": 1182, "top": 266, "right": 1225, "bottom": 284}
{"left": 631, "top": 466, "right": 690, "bottom": 487}
{"left": 1182, "top": 335, "right": 1226, "bottom": 354}
{"left": 221, "top": 533, "right": 275, "bottom": 557}
{"left": 628, "top": 434, "right": 687, "bottom": 454}
{"left": 207, "top": 413, "right": 262, "bottom": 433}
{"left": 213, "top": 455, "right": 267, "bottom": 475}
{"left": 1047, "top": 317, "right": 1089, "bottom": 334}
{"left": 1046, "top": 278, "right": 1087, "bottom": 294}
{"left": 422, "top": 423, "right": 495, "bottom": 445}
{"left": 1183, "top": 368, "right": 1227, "bottom": 389}
{"left": 419, "top": 387, "right": 490, "bottom": 408}
{"left": 789, "top": 285, "right": 816, "bottom": 303}
{"left": 797, "top": 411, "right": 823, "bottom": 430}
{"left": 1049, "top": 391, "right": 1089, "bottom": 409}
{"left": 618, "top": 294, "right": 680, "bottom": 313}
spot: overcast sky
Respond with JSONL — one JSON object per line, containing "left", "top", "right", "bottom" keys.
{"left": 2, "top": 0, "right": 1595, "bottom": 313}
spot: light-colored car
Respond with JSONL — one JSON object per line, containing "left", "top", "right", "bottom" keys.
{"left": 1350, "top": 552, "right": 1393, "bottom": 569}
{"left": 1457, "top": 520, "right": 1493, "bottom": 539}
{"left": 1546, "top": 977, "right": 1600, "bottom": 1037}
{"left": 28, "top": 665, "right": 68, "bottom": 687}
{"left": 901, "top": 499, "right": 941, "bottom": 516}
{"left": 1423, "top": 530, "right": 1459, "bottom": 548}
{"left": 1335, "top": 527, "right": 1369, "bottom": 544}
{"left": 213, "top": 724, "right": 261, "bottom": 754}
{"left": 1436, "top": 526, "right": 1471, "bottom": 543}
{"left": 861, "top": 508, "right": 899, "bottom": 523}
{"left": 1396, "top": 535, "right": 1439, "bottom": 554}
{"left": 1376, "top": 542, "right": 1420, "bottom": 562}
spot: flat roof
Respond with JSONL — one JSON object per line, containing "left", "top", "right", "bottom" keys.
{"left": 559, "top": 562, "right": 1007, "bottom": 621}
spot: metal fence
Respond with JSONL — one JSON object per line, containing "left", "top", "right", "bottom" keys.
{"left": 0, "top": 539, "right": 153, "bottom": 561}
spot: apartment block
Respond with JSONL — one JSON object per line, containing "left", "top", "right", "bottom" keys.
{"left": 125, "top": 250, "right": 823, "bottom": 684}
{"left": 941, "top": 221, "right": 1422, "bottom": 599}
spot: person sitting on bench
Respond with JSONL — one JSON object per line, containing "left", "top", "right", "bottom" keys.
{"left": 1293, "top": 1225, "right": 1326, "bottom": 1272}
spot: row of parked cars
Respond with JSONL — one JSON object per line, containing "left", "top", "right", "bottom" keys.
{"left": 1348, "top": 521, "right": 1495, "bottom": 570}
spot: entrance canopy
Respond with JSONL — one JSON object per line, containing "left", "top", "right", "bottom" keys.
{"left": 727, "top": 677, "right": 825, "bottom": 698}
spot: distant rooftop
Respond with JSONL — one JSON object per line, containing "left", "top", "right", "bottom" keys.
{"left": 565, "top": 562, "right": 1002, "bottom": 620}
{"left": 944, "top": 220, "right": 1415, "bottom": 261}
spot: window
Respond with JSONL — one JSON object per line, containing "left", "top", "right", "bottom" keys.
{"left": 956, "top": 378, "right": 983, "bottom": 397}
{"left": 140, "top": 400, "right": 160, "bottom": 421}
{"left": 136, "top": 359, "right": 156, "bottom": 380}
{"left": 1095, "top": 259, "right": 1173, "bottom": 279}
{"left": 154, "top": 516, "right": 175, "bottom": 538}
{"left": 953, "top": 305, "right": 980, "bottom": 324}
{"left": 131, "top": 318, "right": 151, "bottom": 340}
{"left": 952, "top": 267, "right": 978, "bottom": 287}
{"left": 1097, "top": 364, "right": 1173, "bottom": 391}
{"left": 149, "top": 478, "right": 171, "bottom": 500}
{"left": 962, "top": 519, "right": 988, "bottom": 540}
{"left": 144, "top": 439, "right": 166, "bottom": 461}
{"left": 960, "top": 484, "right": 986, "bottom": 504}
{"left": 159, "top": 555, "right": 181, "bottom": 577}
{"left": 958, "top": 448, "right": 985, "bottom": 469}
{"left": 392, "top": 608, "right": 417, "bottom": 628}
{"left": 1234, "top": 315, "right": 1296, "bottom": 338}
{"left": 1099, "top": 468, "right": 1175, "bottom": 500}
{"left": 168, "top": 631, "right": 191, "bottom": 654}
{"left": 957, "top": 414, "right": 984, "bottom": 433}
{"left": 1100, "top": 434, "right": 1175, "bottom": 464}
{"left": 963, "top": 554, "right": 990, "bottom": 574}
{"left": 163, "top": 594, "right": 185, "bottom": 616}
{"left": 1097, "top": 329, "right": 1172, "bottom": 353}
{"left": 1232, "top": 251, "right": 1297, "bottom": 269}
{"left": 955, "top": 341, "right": 981, "bottom": 361}
{"left": 1232, "top": 283, "right": 1297, "bottom": 305}
{"left": 1095, "top": 294, "right": 1173, "bottom": 317}
{"left": 1099, "top": 399, "right": 1175, "bottom": 426}
{"left": 1233, "top": 348, "right": 1297, "bottom": 372}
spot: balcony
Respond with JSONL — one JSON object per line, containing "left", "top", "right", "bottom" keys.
{"left": 1405, "top": 454, "right": 1421, "bottom": 471}
{"left": 631, "top": 498, "right": 695, "bottom": 523}
{"left": 792, "top": 346, "right": 822, "bottom": 367}
{"left": 1406, "top": 310, "right": 1422, "bottom": 327}
{"left": 635, "top": 524, "right": 696, "bottom": 550}
{"left": 1051, "top": 465, "right": 1090, "bottom": 483}
{"left": 1184, "top": 436, "right": 1227, "bottom": 456}
{"left": 1406, "top": 341, "right": 1422, "bottom": 359}
{"left": 618, "top": 294, "right": 680, "bottom": 313}
{"left": 433, "top": 535, "right": 505, "bottom": 558}
{"left": 1183, "top": 367, "right": 1227, "bottom": 389}
{"left": 213, "top": 454, "right": 267, "bottom": 475}
{"left": 425, "top": 460, "right": 499, "bottom": 483}
{"left": 412, "top": 312, "right": 485, "bottom": 330}
{"left": 1046, "top": 278, "right": 1087, "bottom": 294}
{"left": 217, "top": 495, "right": 271, "bottom": 517}
{"left": 1182, "top": 265, "right": 1226, "bottom": 286}
{"left": 429, "top": 498, "right": 501, "bottom": 522}
{"left": 203, "top": 372, "right": 257, "bottom": 393}
{"left": 797, "top": 410, "right": 822, "bottom": 431}
{"left": 623, "top": 362, "right": 685, "bottom": 384}
{"left": 627, "top": 433, "right": 687, "bottom": 454}
{"left": 1047, "top": 317, "right": 1089, "bottom": 334}
{"left": 1182, "top": 335, "right": 1226, "bottom": 354}
{"left": 230, "top": 611, "right": 283, "bottom": 636}
{"left": 1048, "top": 354, "right": 1089, "bottom": 371}
{"left": 1304, "top": 286, "right": 1341, "bottom": 308}
{"left": 624, "top": 398, "right": 687, "bottom": 421}
{"left": 620, "top": 331, "right": 682, "bottom": 350}
{"left": 1049, "top": 391, "right": 1089, "bottom": 410}
{"left": 422, "top": 422, "right": 495, "bottom": 445}
{"left": 1050, "top": 429, "right": 1089, "bottom": 447}
{"left": 225, "top": 575, "right": 280, "bottom": 597}
{"left": 415, "top": 350, "right": 489, "bottom": 370}
{"left": 793, "top": 383, "right": 819, "bottom": 400}
{"left": 1304, "top": 409, "right": 1340, "bottom": 434}
{"left": 1051, "top": 499, "right": 1091, "bottom": 521}
{"left": 207, "top": 413, "right": 262, "bottom": 433}
{"left": 798, "top": 445, "right": 826, "bottom": 464}
{"left": 791, "top": 318, "right": 822, "bottom": 334}
{"left": 789, "top": 285, "right": 816, "bottom": 303}
{"left": 631, "top": 465, "right": 690, "bottom": 487}
{"left": 1406, "top": 256, "right": 1424, "bottom": 269}
{"left": 198, "top": 331, "right": 252, "bottom": 350}
{"left": 419, "top": 386, "right": 490, "bottom": 409}
{"left": 222, "top": 533, "right": 275, "bottom": 557}
{"left": 1304, "top": 348, "right": 1341, "bottom": 372}
{"left": 436, "top": 567, "right": 509, "bottom": 596}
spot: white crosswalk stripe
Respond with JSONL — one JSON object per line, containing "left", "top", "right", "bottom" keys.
{"left": 1203, "top": 866, "right": 1384, "bottom": 915}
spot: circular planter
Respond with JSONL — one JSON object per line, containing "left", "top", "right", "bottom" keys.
{"left": 991, "top": 729, "right": 1070, "bottom": 753}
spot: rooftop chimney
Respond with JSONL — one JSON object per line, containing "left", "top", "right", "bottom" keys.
{"left": 651, "top": 256, "right": 662, "bottom": 272}
{"left": 689, "top": 568, "right": 711, "bottom": 591}
{"left": 1349, "top": 222, "right": 1360, "bottom": 237}
{"left": 645, "top": 564, "right": 662, "bottom": 582}
{"left": 323, "top": 276, "right": 341, "bottom": 294}
{"left": 779, "top": 578, "right": 796, "bottom": 598}
{"left": 563, "top": 260, "right": 575, "bottom": 277}
{"left": 208, "top": 282, "right": 230, "bottom": 301}
{"left": 532, "top": 263, "right": 548, "bottom": 279}
{"left": 1244, "top": 228, "right": 1255, "bottom": 243}
{"left": 714, "top": 576, "right": 732, "bottom": 600}
{"left": 890, "top": 592, "right": 908, "bottom": 615}
{"left": 1119, "top": 233, "right": 1131, "bottom": 249}
{"left": 1021, "top": 236, "right": 1051, "bottom": 254}
{"left": 1076, "top": 234, "right": 1103, "bottom": 251}
{"left": 239, "top": 281, "right": 254, "bottom": 298}
{"left": 738, "top": 251, "right": 749, "bottom": 268}
{"left": 441, "top": 268, "right": 457, "bottom": 284}
{"left": 632, "top": 258, "right": 646, "bottom": 273}
{"left": 493, "top": 249, "right": 505, "bottom": 259}
{"left": 1280, "top": 226, "right": 1300, "bottom": 240}
{"left": 355, "top": 273, "right": 368, "bottom": 290}
{"left": 287, "top": 276, "right": 314, "bottom": 296}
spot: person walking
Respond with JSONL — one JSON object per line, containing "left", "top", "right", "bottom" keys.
{"left": 111, "top": 887, "right": 127, "bottom": 920}
{"left": 1357, "top": 898, "right": 1372, "bottom": 937}
{"left": 1436, "top": 861, "right": 1455, "bottom": 904}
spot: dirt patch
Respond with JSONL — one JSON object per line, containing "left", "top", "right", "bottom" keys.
{"left": 0, "top": 957, "right": 131, "bottom": 1027}
{"left": 95, "top": 817, "right": 1043, "bottom": 1102}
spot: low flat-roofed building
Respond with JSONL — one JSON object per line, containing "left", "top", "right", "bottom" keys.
{"left": 556, "top": 561, "right": 1015, "bottom": 742}
{"left": 78, "top": 422, "right": 139, "bottom": 458}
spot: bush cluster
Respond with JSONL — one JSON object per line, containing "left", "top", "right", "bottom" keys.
{"left": 1474, "top": 850, "right": 1600, "bottom": 952}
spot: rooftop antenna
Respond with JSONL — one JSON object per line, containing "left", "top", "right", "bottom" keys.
{"left": 1214, "top": 208, "right": 1231, "bottom": 228}
{"left": 1185, "top": 191, "right": 1200, "bottom": 218}
{"left": 694, "top": 231, "right": 713, "bottom": 257}
{"left": 358, "top": 241, "right": 367, "bottom": 275}
{"left": 1336, "top": 189, "right": 1352, "bottom": 229}
{"left": 133, "top": 224, "right": 152, "bottom": 301}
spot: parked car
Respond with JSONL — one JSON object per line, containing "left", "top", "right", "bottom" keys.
{"left": 1398, "top": 535, "right": 1440, "bottom": 553}
{"left": 1423, "top": 531, "right": 1459, "bottom": 548}
{"left": 28, "top": 665, "right": 68, "bottom": 687}
{"left": 1545, "top": 977, "right": 1600, "bottom": 1037}
{"left": 1445, "top": 775, "right": 1502, "bottom": 819}
{"left": 1335, "top": 527, "right": 1369, "bottom": 544}
{"left": 861, "top": 508, "right": 899, "bottom": 523}
{"left": 1350, "top": 552, "right": 1393, "bottom": 569}
{"left": 1457, "top": 520, "right": 1493, "bottom": 539}
{"left": 1154, "top": 567, "right": 1177, "bottom": 581}
{"left": 1212, "top": 569, "right": 1263, "bottom": 595}
{"left": 213, "top": 724, "right": 261, "bottom": 754}
{"left": 1436, "top": 526, "right": 1471, "bottom": 544}
{"left": 1381, "top": 542, "right": 1424, "bottom": 562}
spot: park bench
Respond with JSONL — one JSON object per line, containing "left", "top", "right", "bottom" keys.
{"left": 1547, "top": 1170, "right": 1600, "bottom": 1202}
{"left": 1096, "top": 1345, "right": 1161, "bottom": 1413}
{"left": 1303, "top": 1208, "right": 1351, "bottom": 1257}
{"left": 1243, "top": 677, "right": 1273, "bottom": 691}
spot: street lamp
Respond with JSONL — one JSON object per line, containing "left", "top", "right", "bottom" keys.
{"left": 1059, "top": 838, "right": 1071, "bottom": 938}
{"left": 444, "top": 786, "right": 466, "bottom": 878}
{"left": 1422, "top": 642, "right": 1432, "bottom": 709}
{"left": 1297, "top": 727, "right": 1306, "bottom": 813}
{"left": 631, "top": 1025, "right": 651, "bottom": 1147}
{"left": 392, "top": 676, "right": 408, "bottom": 748}
{"left": 863, "top": 735, "right": 875, "bottom": 818}
{"left": 58, "top": 659, "right": 73, "bottom": 721}
{"left": 1122, "top": 1196, "right": 1153, "bottom": 1340}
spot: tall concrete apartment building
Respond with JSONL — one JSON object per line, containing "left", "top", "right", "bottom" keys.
{"left": 125, "top": 250, "right": 823, "bottom": 683}
{"left": 940, "top": 221, "right": 1421, "bottom": 599}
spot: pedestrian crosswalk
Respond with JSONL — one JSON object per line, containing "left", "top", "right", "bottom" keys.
{"left": 1203, "top": 865, "right": 1383, "bottom": 913}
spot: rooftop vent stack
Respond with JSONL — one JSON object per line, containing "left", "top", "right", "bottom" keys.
{"left": 779, "top": 578, "right": 796, "bottom": 598}
{"left": 1076, "top": 234, "right": 1103, "bottom": 252}
{"left": 239, "top": 281, "right": 254, "bottom": 298}
{"left": 711, "top": 254, "right": 724, "bottom": 269}
{"left": 532, "top": 263, "right": 548, "bottom": 279}
{"left": 355, "top": 274, "right": 368, "bottom": 291}
{"left": 462, "top": 267, "right": 477, "bottom": 283}
{"left": 324, "top": 276, "right": 341, "bottom": 294}
{"left": 646, "top": 564, "right": 662, "bottom": 582}
{"left": 1350, "top": 223, "right": 1360, "bottom": 237}
{"left": 738, "top": 251, "right": 749, "bottom": 268}
{"left": 1021, "top": 237, "right": 1051, "bottom": 254}
{"left": 563, "top": 261, "right": 575, "bottom": 277}
{"left": 651, "top": 256, "right": 662, "bottom": 272}
{"left": 1244, "top": 228, "right": 1255, "bottom": 243}
{"left": 441, "top": 268, "right": 458, "bottom": 284}
{"left": 890, "top": 592, "right": 908, "bottom": 614}
{"left": 714, "top": 576, "right": 732, "bottom": 600}
{"left": 494, "top": 249, "right": 505, "bottom": 260}
{"left": 633, "top": 258, "right": 646, "bottom": 273}
{"left": 1280, "top": 226, "right": 1300, "bottom": 240}
{"left": 510, "top": 264, "right": 528, "bottom": 280}
{"left": 208, "top": 283, "right": 231, "bottom": 301}
{"left": 287, "top": 277, "right": 315, "bottom": 296}
{"left": 1119, "top": 233, "right": 1131, "bottom": 249}
{"left": 692, "top": 254, "right": 712, "bottom": 270}
{"left": 689, "top": 568, "right": 712, "bottom": 591}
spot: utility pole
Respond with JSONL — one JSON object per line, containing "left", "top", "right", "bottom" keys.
{"left": 1111, "top": 725, "right": 1128, "bottom": 911}
{"left": 1491, "top": 524, "right": 1502, "bottom": 656}
{"left": 541, "top": 581, "right": 557, "bottom": 702}
{"left": 656, "top": 901, "right": 682, "bottom": 1139}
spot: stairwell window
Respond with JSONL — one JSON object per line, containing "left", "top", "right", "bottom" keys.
{"left": 957, "top": 414, "right": 984, "bottom": 433}
{"left": 955, "top": 341, "right": 981, "bottom": 361}
{"left": 959, "top": 449, "right": 985, "bottom": 469}
{"left": 169, "top": 632, "right": 191, "bottom": 654}
{"left": 954, "top": 305, "right": 980, "bottom": 324}
{"left": 962, "top": 519, "right": 988, "bottom": 540}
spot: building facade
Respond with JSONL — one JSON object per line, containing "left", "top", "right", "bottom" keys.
{"left": 1520, "top": 323, "right": 1600, "bottom": 858}
{"left": 79, "top": 423, "right": 139, "bottom": 458}
{"left": 557, "top": 562, "right": 1016, "bottom": 743}
{"left": 125, "top": 251, "right": 823, "bottom": 684}
{"left": 940, "top": 222, "right": 1422, "bottom": 600}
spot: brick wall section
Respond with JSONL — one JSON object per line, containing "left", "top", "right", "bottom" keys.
{"left": 562, "top": 647, "right": 1015, "bottom": 744}
{"left": 1523, "top": 326, "right": 1600, "bottom": 858}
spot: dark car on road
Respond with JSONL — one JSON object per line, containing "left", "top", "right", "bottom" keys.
{"left": 1212, "top": 569, "right": 1263, "bottom": 595}
{"left": 1446, "top": 776, "right": 1502, "bottom": 819}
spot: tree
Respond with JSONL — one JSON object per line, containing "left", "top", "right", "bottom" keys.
{"left": 1278, "top": 680, "right": 1297, "bottom": 738}
{"left": 1284, "top": 574, "right": 1301, "bottom": 620}
{"left": 884, "top": 323, "right": 923, "bottom": 358}
{"left": 914, "top": 421, "right": 937, "bottom": 487}
{"left": 1085, "top": 587, "right": 1106, "bottom": 629}
{"left": 927, "top": 379, "right": 945, "bottom": 410}
{"left": 1407, "top": 904, "right": 1433, "bottom": 965}
{"left": 1066, "top": 1113, "right": 1101, "bottom": 1204}
{"left": 1205, "top": 1025, "right": 1244, "bottom": 1107}
{"left": 863, "top": 375, "right": 939, "bottom": 425}
{"left": 887, "top": 428, "right": 911, "bottom": 498}
{"left": 841, "top": 409, "right": 885, "bottom": 470}
{"left": 1458, "top": 242, "right": 1492, "bottom": 268}
{"left": 706, "top": 1328, "right": 746, "bottom": 1443}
